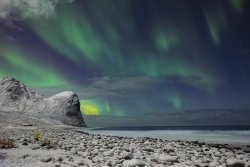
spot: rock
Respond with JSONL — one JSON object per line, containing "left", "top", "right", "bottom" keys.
{"left": 121, "top": 147, "right": 130, "bottom": 152}
{"left": 214, "top": 152, "right": 222, "bottom": 157}
{"left": 226, "top": 159, "right": 245, "bottom": 167}
{"left": 174, "top": 163, "right": 193, "bottom": 167}
{"left": 186, "top": 160, "right": 195, "bottom": 166}
{"left": 127, "top": 159, "right": 146, "bottom": 166}
{"left": 129, "top": 146, "right": 135, "bottom": 152}
{"left": 153, "top": 153, "right": 160, "bottom": 159}
{"left": 123, "top": 160, "right": 130, "bottom": 166}
{"left": 158, "top": 154, "right": 177, "bottom": 162}
{"left": 42, "top": 156, "right": 53, "bottom": 162}
{"left": 217, "top": 165, "right": 227, "bottom": 167}
{"left": 123, "top": 152, "right": 134, "bottom": 160}
{"left": 114, "top": 160, "right": 121, "bottom": 164}
{"left": 106, "top": 161, "right": 112, "bottom": 166}
{"left": 103, "top": 151, "right": 113, "bottom": 156}
{"left": 44, "top": 146, "right": 50, "bottom": 149}
{"left": 242, "top": 158, "right": 249, "bottom": 163}
{"left": 20, "top": 138, "right": 27, "bottom": 142}
{"left": 145, "top": 146, "right": 154, "bottom": 152}
{"left": 22, "top": 142, "right": 28, "bottom": 146}
{"left": 0, "top": 77, "right": 86, "bottom": 127}
{"left": 225, "top": 152, "right": 235, "bottom": 156}
{"left": 209, "top": 161, "right": 220, "bottom": 167}
{"left": 194, "top": 159, "right": 203, "bottom": 165}
{"left": 163, "top": 148, "right": 175, "bottom": 153}
{"left": 21, "top": 154, "right": 30, "bottom": 159}
{"left": 22, "top": 124, "right": 33, "bottom": 126}
{"left": 71, "top": 148, "right": 78, "bottom": 154}
{"left": 245, "top": 163, "right": 250, "bottom": 167}
{"left": 40, "top": 143, "right": 46, "bottom": 147}
{"left": 236, "top": 155, "right": 247, "bottom": 159}
{"left": 45, "top": 91, "right": 85, "bottom": 126}
{"left": 31, "top": 145, "right": 40, "bottom": 150}
{"left": 54, "top": 156, "right": 63, "bottom": 162}
{"left": 74, "top": 159, "right": 84, "bottom": 165}
{"left": 135, "top": 151, "right": 143, "bottom": 157}
{"left": 144, "top": 140, "right": 150, "bottom": 145}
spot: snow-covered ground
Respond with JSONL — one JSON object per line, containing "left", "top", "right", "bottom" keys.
{"left": 0, "top": 112, "right": 250, "bottom": 167}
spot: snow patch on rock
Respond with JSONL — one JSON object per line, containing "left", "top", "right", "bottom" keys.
{"left": 0, "top": 77, "right": 86, "bottom": 127}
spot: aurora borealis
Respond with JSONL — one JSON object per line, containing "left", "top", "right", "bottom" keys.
{"left": 0, "top": 0, "right": 250, "bottom": 125}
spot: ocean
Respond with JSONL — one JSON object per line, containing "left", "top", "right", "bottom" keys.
{"left": 75, "top": 126, "right": 250, "bottom": 147}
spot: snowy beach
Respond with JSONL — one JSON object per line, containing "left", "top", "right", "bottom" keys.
{"left": 1, "top": 113, "right": 250, "bottom": 167}
{"left": 1, "top": 0, "right": 250, "bottom": 166}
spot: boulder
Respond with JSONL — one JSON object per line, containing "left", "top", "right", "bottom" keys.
{"left": 158, "top": 154, "right": 178, "bottom": 162}
{"left": 127, "top": 159, "right": 146, "bottom": 167}
{"left": 226, "top": 159, "right": 245, "bottom": 167}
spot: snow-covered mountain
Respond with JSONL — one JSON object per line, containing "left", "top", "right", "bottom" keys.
{"left": 0, "top": 77, "right": 86, "bottom": 127}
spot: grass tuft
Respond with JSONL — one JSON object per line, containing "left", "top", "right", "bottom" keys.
{"left": 0, "top": 138, "right": 17, "bottom": 149}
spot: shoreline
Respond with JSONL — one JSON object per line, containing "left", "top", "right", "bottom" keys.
{"left": 74, "top": 128, "right": 250, "bottom": 151}
{"left": 1, "top": 125, "right": 250, "bottom": 167}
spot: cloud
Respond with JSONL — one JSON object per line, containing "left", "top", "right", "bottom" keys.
{"left": 82, "top": 75, "right": 165, "bottom": 98}
{"left": 0, "top": 29, "right": 16, "bottom": 41}
{"left": 0, "top": 0, "right": 74, "bottom": 40}
{"left": 166, "top": 75, "right": 203, "bottom": 84}
{"left": 89, "top": 76, "right": 162, "bottom": 91}
{"left": 32, "top": 75, "right": 164, "bottom": 98}
{"left": 0, "top": 0, "right": 74, "bottom": 27}
{"left": 32, "top": 74, "right": 206, "bottom": 99}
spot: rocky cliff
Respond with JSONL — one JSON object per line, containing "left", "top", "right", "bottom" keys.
{"left": 0, "top": 77, "right": 86, "bottom": 127}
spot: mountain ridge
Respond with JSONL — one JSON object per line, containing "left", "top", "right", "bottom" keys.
{"left": 0, "top": 77, "right": 86, "bottom": 127}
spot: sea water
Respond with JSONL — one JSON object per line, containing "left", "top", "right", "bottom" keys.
{"left": 75, "top": 126, "right": 250, "bottom": 146}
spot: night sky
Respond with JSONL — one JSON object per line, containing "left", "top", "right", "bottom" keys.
{"left": 0, "top": 0, "right": 250, "bottom": 124}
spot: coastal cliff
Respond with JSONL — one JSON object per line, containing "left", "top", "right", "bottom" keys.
{"left": 0, "top": 77, "right": 86, "bottom": 127}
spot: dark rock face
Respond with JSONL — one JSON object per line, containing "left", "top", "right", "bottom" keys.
{"left": 0, "top": 77, "right": 86, "bottom": 127}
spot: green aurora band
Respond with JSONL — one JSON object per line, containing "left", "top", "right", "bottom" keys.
{"left": 80, "top": 98, "right": 124, "bottom": 116}
{"left": 203, "top": 2, "right": 227, "bottom": 45}
{"left": 167, "top": 94, "right": 182, "bottom": 109}
{"left": 230, "top": 0, "right": 244, "bottom": 15}
{"left": 27, "top": 2, "right": 219, "bottom": 94}
{"left": 203, "top": 0, "right": 246, "bottom": 45}
{"left": 0, "top": 44, "right": 69, "bottom": 87}
{"left": 0, "top": 0, "right": 248, "bottom": 116}
{"left": 3, "top": 1, "right": 246, "bottom": 115}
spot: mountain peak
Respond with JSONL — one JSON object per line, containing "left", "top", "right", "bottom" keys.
{"left": 0, "top": 77, "right": 86, "bottom": 127}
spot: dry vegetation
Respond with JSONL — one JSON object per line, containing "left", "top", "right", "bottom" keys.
{"left": 0, "top": 138, "right": 17, "bottom": 149}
